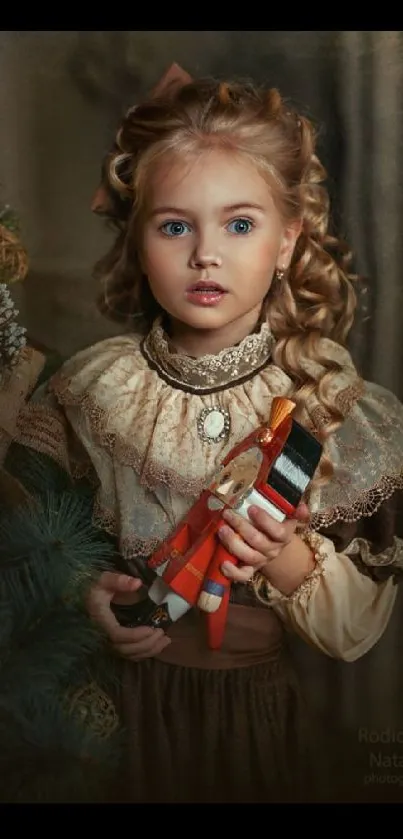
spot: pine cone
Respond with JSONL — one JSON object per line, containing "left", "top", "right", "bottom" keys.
{"left": 0, "top": 284, "right": 26, "bottom": 369}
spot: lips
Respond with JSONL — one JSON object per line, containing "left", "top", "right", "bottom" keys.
{"left": 185, "top": 279, "right": 228, "bottom": 308}
{"left": 187, "top": 280, "right": 227, "bottom": 293}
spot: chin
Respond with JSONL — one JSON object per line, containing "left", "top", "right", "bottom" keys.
{"left": 167, "top": 306, "right": 231, "bottom": 331}
{"left": 182, "top": 314, "right": 232, "bottom": 332}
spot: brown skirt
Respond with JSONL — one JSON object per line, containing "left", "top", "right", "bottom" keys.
{"left": 117, "top": 605, "right": 322, "bottom": 804}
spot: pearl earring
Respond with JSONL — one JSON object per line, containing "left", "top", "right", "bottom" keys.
{"left": 275, "top": 267, "right": 286, "bottom": 282}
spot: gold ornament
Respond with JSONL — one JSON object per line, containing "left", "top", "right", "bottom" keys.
{"left": 257, "top": 396, "right": 296, "bottom": 446}
{"left": 0, "top": 211, "right": 28, "bottom": 285}
{"left": 67, "top": 681, "right": 120, "bottom": 740}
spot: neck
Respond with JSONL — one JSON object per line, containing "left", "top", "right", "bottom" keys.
{"left": 166, "top": 310, "right": 263, "bottom": 358}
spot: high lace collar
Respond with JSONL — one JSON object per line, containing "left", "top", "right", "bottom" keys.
{"left": 141, "top": 317, "right": 275, "bottom": 393}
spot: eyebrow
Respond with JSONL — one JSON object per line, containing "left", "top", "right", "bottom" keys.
{"left": 149, "top": 202, "right": 266, "bottom": 217}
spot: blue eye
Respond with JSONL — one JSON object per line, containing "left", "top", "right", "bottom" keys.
{"left": 227, "top": 218, "right": 254, "bottom": 235}
{"left": 160, "top": 221, "right": 190, "bottom": 237}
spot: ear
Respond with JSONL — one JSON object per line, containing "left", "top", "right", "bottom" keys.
{"left": 151, "top": 63, "right": 192, "bottom": 98}
{"left": 277, "top": 218, "right": 303, "bottom": 270}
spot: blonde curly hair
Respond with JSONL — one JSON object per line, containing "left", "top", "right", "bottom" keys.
{"left": 93, "top": 78, "right": 360, "bottom": 474}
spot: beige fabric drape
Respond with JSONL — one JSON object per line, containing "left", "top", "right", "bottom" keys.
{"left": 291, "top": 32, "right": 403, "bottom": 801}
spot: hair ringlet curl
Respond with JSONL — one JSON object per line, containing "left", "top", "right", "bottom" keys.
{"left": 93, "top": 77, "right": 362, "bottom": 485}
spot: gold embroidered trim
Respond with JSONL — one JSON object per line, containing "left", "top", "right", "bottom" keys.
{"left": 142, "top": 316, "right": 275, "bottom": 392}
{"left": 16, "top": 402, "right": 73, "bottom": 475}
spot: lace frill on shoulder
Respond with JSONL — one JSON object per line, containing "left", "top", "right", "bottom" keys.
{"left": 308, "top": 381, "right": 403, "bottom": 530}
{"left": 15, "top": 322, "right": 403, "bottom": 559}
{"left": 47, "top": 324, "right": 292, "bottom": 499}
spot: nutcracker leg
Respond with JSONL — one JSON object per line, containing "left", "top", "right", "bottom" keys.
{"left": 197, "top": 541, "right": 237, "bottom": 613}
{"left": 112, "top": 560, "right": 193, "bottom": 630}
{"left": 205, "top": 586, "right": 231, "bottom": 650}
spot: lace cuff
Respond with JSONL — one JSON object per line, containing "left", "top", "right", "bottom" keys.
{"left": 251, "top": 530, "right": 329, "bottom": 608}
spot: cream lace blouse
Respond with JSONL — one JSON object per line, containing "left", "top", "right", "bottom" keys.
{"left": 17, "top": 319, "right": 403, "bottom": 663}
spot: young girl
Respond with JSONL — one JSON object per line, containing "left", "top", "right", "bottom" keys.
{"left": 19, "top": 76, "right": 403, "bottom": 803}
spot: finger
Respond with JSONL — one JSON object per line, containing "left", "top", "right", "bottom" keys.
{"left": 125, "top": 637, "right": 172, "bottom": 662}
{"left": 131, "top": 635, "right": 172, "bottom": 661}
{"left": 222, "top": 508, "right": 278, "bottom": 554}
{"left": 109, "top": 624, "right": 164, "bottom": 646}
{"left": 89, "top": 603, "right": 128, "bottom": 640}
{"left": 95, "top": 571, "right": 142, "bottom": 595}
{"left": 245, "top": 506, "right": 297, "bottom": 543}
{"left": 113, "top": 630, "right": 170, "bottom": 659}
{"left": 218, "top": 524, "right": 265, "bottom": 568}
{"left": 221, "top": 561, "right": 255, "bottom": 583}
{"left": 87, "top": 574, "right": 143, "bottom": 625}
{"left": 295, "top": 502, "right": 311, "bottom": 523}
{"left": 88, "top": 590, "right": 160, "bottom": 643}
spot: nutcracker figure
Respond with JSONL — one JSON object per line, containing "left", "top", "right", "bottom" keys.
{"left": 114, "top": 397, "right": 322, "bottom": 649}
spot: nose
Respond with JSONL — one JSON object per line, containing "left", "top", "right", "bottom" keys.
{"left": 189, "top": 234, "right": 222, "bottom": 269}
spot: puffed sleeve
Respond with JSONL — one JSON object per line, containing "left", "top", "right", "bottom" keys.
{"left": 12, "top": 335, "right": 190, "bottom": 590}
{"left": 254, "top": 372, "right": 403, "bottom": 663}
{"left": 256, "top": 370, "right": 403, "bottom": 661}
{"left": 255, "top": 507, "right": 402, "bottom": 662}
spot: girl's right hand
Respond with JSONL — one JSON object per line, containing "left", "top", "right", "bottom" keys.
{"left": 86, "top": 571, "right": 172, "bottom": 661}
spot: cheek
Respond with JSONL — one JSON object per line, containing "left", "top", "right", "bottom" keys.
{"left": 234, "top": 244, "right": 278, "bottom": 299}
{"left": 142, "top": 235, "right": 185, "bottom": 283}
{"left": 253, "top": 237, "right": 280, "bottom": 270}
{"left": 234, "top": 233, "right": 280, "bottom": 273}
{"left": 142, "top": 239, "right": 169, "bottom": 281}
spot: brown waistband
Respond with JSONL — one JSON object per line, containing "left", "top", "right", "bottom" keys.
{"left": 156, "top": 603, "right": 284, "bottom": 670}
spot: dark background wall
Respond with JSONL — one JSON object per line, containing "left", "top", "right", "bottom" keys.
{"left": 0, "top": 32, "right": 350, "bottom": 356}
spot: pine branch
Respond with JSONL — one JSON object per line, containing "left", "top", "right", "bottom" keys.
{"left": 0, "top": 383, "right": 124, "bottom": 801}
{"left": 0, "top": 489, "right": 116, "bottom": 633}
{"left": 0, "top": 607, "right": 104, "bottom": 700}
{"left": 0, "top": 699, "right": 123, "bottom": 802}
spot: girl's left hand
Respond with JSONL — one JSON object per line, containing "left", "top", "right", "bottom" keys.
{"left": 217, "top": 502, "right": 310, "bottom": 583}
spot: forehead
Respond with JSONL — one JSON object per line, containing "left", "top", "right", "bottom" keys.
{"left": 147, "top": 148, "right": 273, "bottom": 208}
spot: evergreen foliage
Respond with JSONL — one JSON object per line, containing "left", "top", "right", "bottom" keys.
{"left": 0, "top": 444, "right": 124, "bottom": 802}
